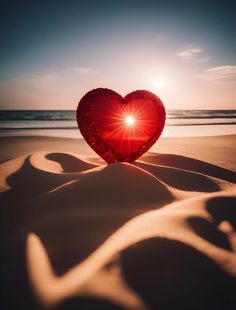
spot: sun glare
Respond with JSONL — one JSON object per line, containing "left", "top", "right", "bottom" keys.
{"left": 151, "top": 76, "right": 166, "bottom": 89}
{"left": 125, "top": 115, "right": 135, "bottom": 126}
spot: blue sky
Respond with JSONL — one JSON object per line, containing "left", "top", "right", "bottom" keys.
{"left": 0, "top": 0, "right": 236, "bottom": 109}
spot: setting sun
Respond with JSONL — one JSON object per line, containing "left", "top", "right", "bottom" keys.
{"left": 151, "top": 76, "right": 167, "bottom": 90}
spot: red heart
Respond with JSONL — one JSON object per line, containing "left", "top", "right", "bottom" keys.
{"left": 77, "top": 88, "right": 166, "bottom": 163}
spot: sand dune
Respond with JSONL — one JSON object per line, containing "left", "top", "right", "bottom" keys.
{"left": 136, "top": 161, "right": 222, "bottom": 192}
{"left": 1, "top": 135, "right": 236, "bottom": 309}
{"left": 35, "top": 162, "right": 174, "bottom": 211}
{"left": 141, "top": 152, "right": 236, "bottom": 183}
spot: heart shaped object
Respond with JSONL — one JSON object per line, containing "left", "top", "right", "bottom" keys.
{"left": 77, "top": 88, "right": 166, "bottom": 163}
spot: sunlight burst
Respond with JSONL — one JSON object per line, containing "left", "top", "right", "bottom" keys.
{"left": 125, "top": 115, "right": 135, "bottom": 126}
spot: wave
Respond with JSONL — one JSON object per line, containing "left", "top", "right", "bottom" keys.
{"left": 1, "top": 110, "right": 236, "bottom": 121}
{"left": 0, "top": 110, "right": 236, "bottom": 130}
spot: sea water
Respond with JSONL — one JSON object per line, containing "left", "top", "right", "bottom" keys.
{"left": 0, "top": 110, "right": 235, "bottom": 137}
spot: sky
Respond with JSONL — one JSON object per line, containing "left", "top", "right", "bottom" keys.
{"left": 0, "top": 0, "right": 236, "bottom": 110}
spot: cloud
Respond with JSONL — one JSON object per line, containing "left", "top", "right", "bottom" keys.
{"left": 197, "top": 65, "right": 236, "bottom": 84}
{"left": 178, "top": 47, "right": 210, "bottom": 63}
{"left": 178, "top": 47, "right": 202, "bottom": 58}
{"left": 204, "top": 65, "right": 236, "bottom": 78}
{"left": 14, "top": 66, "right": 98, "bottom": 84}
{"left": 65, "top": 66, "right": 98, "bottom": 75}
{"left": 13, "top": 73, "right": 57, "bottom": 83}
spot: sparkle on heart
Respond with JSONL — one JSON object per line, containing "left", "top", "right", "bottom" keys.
{"left": 125, "top": 115, "right": 135, "bottom": 126}
{"left": 77, "top": 88, "right": 166, "bottom": 163}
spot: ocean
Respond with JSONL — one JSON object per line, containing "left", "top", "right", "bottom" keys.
{"left": 0, "top": 110, "right": 236, "bottom": 137}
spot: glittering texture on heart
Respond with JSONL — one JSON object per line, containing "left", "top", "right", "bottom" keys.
{"left": 77, "top": 88, "right": 166, "bottom": 163}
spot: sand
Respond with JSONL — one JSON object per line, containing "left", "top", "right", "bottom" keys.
{"left": 1, "top": 135, "right": 236, "bottom": 309}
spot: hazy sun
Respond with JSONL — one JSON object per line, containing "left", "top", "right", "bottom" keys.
{"left": 151, "top": 76, "right": 167, "bottom": 89}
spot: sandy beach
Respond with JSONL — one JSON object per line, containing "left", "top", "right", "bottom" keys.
{"left": 1, "top": 134, "right": 236, "bottom": 309}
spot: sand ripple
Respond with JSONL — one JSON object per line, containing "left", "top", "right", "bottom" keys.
{"left": 1, "top": 150, "right": 236, "bottom": 309}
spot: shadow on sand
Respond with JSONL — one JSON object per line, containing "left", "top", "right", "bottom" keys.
{"left": 1, "top": 153, "right": 236, "bottom": 309}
